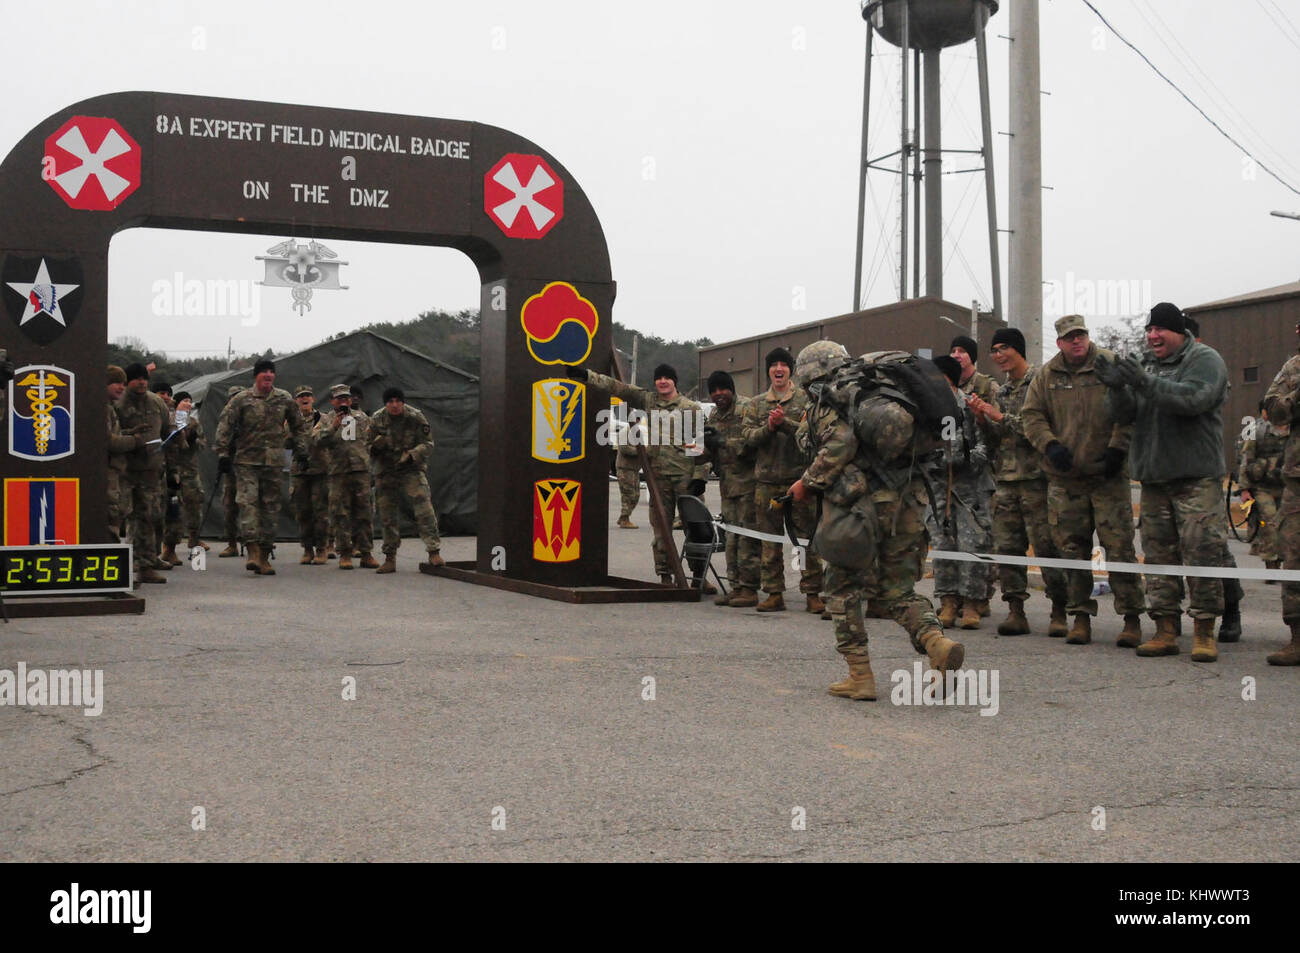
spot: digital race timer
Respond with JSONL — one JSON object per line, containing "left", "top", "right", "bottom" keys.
{"left": 0, "top": 544, "right": 133, "bottom": 595}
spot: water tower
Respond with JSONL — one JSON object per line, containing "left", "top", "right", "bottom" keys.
{"left": 853, "top": 0, "right": 1001, "bottom": 322}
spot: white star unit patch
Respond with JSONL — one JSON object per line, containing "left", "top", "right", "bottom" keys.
{"left": 5, "top": 259, "right": 79, "bottom": 326}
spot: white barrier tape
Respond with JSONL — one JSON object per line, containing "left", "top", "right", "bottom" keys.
{"left": 713, "top": 521, "right": 1300, "bottom": 583}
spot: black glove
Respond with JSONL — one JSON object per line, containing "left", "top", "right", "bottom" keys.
{"left": 702, "top": 425, "right": 721, "bottom": 454}
{"left": 1045, "top": 441, "right": 1073, "bottom": 473}
{"left": 1100, "top": 447, "right": 1126, "bottom": 478}
{"left": 218, "top": 456, "right": 234, "bottom": 475}
{"left": 687, "top": 479, "right": 707, "bottom": 497}
{"left": 1093, "top": 353, "right": 1125, "bottom": 388}
{"left": 564, "top": 365, "right": 588, "bottom": 382}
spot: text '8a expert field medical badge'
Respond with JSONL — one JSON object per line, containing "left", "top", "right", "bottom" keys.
{"left": 533, "top": 479, "right": 581, "bottom": 563}
{"left": 3, "top": 255, "right": 83, "bottom": 347}
{"left": 532, "top": 379, "right": 584, "bottom": 463}
{"left": 9, "top": 365, "right": 74, "bottom": 461}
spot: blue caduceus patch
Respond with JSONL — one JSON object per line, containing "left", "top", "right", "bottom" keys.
{"left": 9, "top": 365, "right": 75, "bottom": 461}
{"left": 532, "top": 378, "right": 585, "bottom": 463}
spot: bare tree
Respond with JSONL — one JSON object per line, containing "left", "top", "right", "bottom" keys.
{"left": 1091, "top": 313, "right": 1146, "bottom": 358}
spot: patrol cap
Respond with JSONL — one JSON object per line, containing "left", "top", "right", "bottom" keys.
{"left": 330, "top": 383, "right": 351, "bottom": 399}
{"left": 294, "top": 385, "right": 314, "bottom": 398}
{"left": 1054, "top": 314, "right": 1088, "bottom": 338}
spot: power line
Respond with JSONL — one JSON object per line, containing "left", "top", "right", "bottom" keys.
{"left": 1080, "top": 0, "right": 1300, "bottom": 197}
{"left": 1256, "top": 0, "right": 1300, "bottom": 53}
{"left": 1266, "top": 0, "right": 1300, "bottom": 46}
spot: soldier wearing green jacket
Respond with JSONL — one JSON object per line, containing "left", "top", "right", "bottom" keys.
{"left": 315, "top": 384, "right": 378, "bottom": 570}
{"left": 368, "top": 387, "right": 442, "bottom": 573}
{"left": 214, "top": 359, "right": 308, "bottom": 576}
{"left": 161, "top": 390, "right": 206, "bottom": 563}
{"left": 116, "top": 363, "right": 171, "bottom": 585}
{"left": 701, "top": 370, "right": 758, "bottom": 607}
{"left": 1262, "top": 324, "right": 1300, "bottom": 666}
{"left": 291, "top": 385, "right": 332, "bottom": 565}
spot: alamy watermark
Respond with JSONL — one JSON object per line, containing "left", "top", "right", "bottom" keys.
{"left": 151, "top": 271, "right": 261, "bottom": 327}
{"left": 0, "top": 662, "right": 103, "bottom": 716}
{"left": 890, "top": 661, "right": 999, "bottom": 716}
{"left": 595, "top": 402, "right": 705, "bottom": 450}
{"left": 1043, "top": 271, "right": 1152, "bottom": 319}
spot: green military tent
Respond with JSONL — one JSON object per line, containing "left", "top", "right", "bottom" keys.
{"left": 175, "top": 329, "right": 478, "bottom": 542}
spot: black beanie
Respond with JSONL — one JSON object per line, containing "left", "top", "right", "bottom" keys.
{"left": 1184, "top": 316, "right": 1200, "bottom": 338}
{"left": 1147, "top": 302, "right": 1186, "bottom": 335}
{"left": 652, "top": 363, "right": 677, "bottom": 383}
{"left": 933, "top": 355, "right": 963, "bottom": 387}
{"left": 991, "top": 327, "right": 1026, "bottom": 359}
{"left": 706, "top": 370, "right": 736, "bottom": 394}
{"left": 124, "top": 362, "right": 149, "bottom": 382}
{"left": 950, "top": 335, "right": 978, "bottom": 363}
{"left": 765, "top": 347, "right": 794, "bottom": 372}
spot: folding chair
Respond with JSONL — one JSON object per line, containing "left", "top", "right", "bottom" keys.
{"left": 676, "top": 495, "right": 727, "bottom": 593}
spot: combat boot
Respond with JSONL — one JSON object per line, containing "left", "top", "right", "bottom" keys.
{"left": 1048, "top": 601, "right": 1069, "bottom": 638}
{"left": 300, "top": 547, "right": 314, "bottom": 565}
{"left": 358, "top": 552, "right": 380, "bottom": 569}
{"left": 255, "top": 545, "right": 276, "bottom": 575}
{"left": 958, "top": 600, "right": 981, "bottom": 630}
{"left": 1218, "top": 598, "right": 1242, "bottom": 643}
{"left": 1191, "top": 617, "right": 1218, "bottom": 662}
{"left": 1136, "top": 615, "right": 1180, "bottom": 657}
{"left": 701, "top": 581, "right": 718, "bottom": 595}
{"left": 376, "top": 556, "right": 397, "bottom": 574}
{"left": 1117, "top": 614, "right": 1143, "bottom": 649}
{"left": 714, "top": 589, "right": 733, "bottom": 606}
{"left": 310, "top": 550, "right": 328, "bottom": 565}
{"left": 920, "top": 627, "right": 965, "bottom": 675}
{"left": 188, "top": 536, "right": 210, "bottom": 552}
{"left": 325, "top": 543, "right": 337, "bottom": 560}
{"left": 617, "top": 516, "right": 637, "bottom": 529}
{"left": 974, "top": 599, "right": 991, "bottom": 618}
{"left": 756, "top": 592, "right": 786, "bottom": 612}
{"left": 1267, "top": 622, "right": 1300, "bottom": 665}
{"left": 1065, "top": 613, "right": 1091, "bottom": 645}
{"left": 805, "top": 594, "right": 826, "bottom": 614}
{"left": 160, "top": 545, "right": 182, "bottom": 566}
{"left": 151, "top": 555, "right": 174, "bottom": 571}
{"left": 218, "top": 540, "right": 240, "bottom": 558}
{"left": 821, "top": 609, "right": 832, "bottom": 621}
{"left": 936, "top": 595, "right": 960, "bottom": 628}
{"left": 338, "top": 550, "right": 354, "bottom": 570}
{"left": 728, "top": 588, "right": 758, "bottom": 608}
{"left": 828, "top": 658, "right": 877, "bottom": 701}
{"left": 428, "top": 552, "right": 446, "bottom": 568}
{"left": 134, "top": 566, "right": 166, "bottom": 587}
{"left": 245, "top": 543, "right": 261, "bottom": 572}
{"left": 997, "top": 598, "right": 1030, "bottom": 636}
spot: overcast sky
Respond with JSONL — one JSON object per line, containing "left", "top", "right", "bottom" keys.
{"left": 4, "top": 0, "right": 1299, "bottom": 363}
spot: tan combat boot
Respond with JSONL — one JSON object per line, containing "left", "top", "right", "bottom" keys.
{"left": 728, "top": 588, "right": 758, "bottom": 608}
{"left": 160, "top": 545, "right": 181, "bottom": 566}
{"left": 936, "top": 595, "right": 960, "bottom": 628}
{"left": 714, "top": 590, "right": 733, "bottom": 606}
{"left": 806, "top": 594, "right": 826, "bottom": 614}
{"left": 617, "top": 516, "right": 637, "bottom": 529}
{"left": 920, "top": 627, "right": 965, "bottom": 675}
{"left": 300, "top": 547, "right": 314, "bottom": 565}
{"left": 188, "top": 536, "right": 210, "bottom": 552}
{"left": 756, "top": 592, "right": 786, "bottom": 612}
{"left": 1136, "top": 615, "right": 1180, "bottom": 657}
{"left": 828, "top": 658, "right": 877, "bottom": 701}
{"left": 974, "top": 599, "right": 991, "bottom": 618}
{"left": 245, "top": 542, "right": 261, "bottom": 572}
{"left": 428, "top": 552, "right": 445, "bottom": 568}
{"left": 325, "top": 543, "right": 337, "bottom": 560}
{"left": 134, "top": 566, "right": 167, "bottom": 587}
{"left": 256, "top": 545, "right": 276, "bottom": 575}
{"left": 1065, "top": 613, "right": 1091, "bottom": 645}
{"left": 338, "top": 550, "right": 354, "bottom": 570}
{"left": 1048, "top": 601, "right": 1069, "bottom": 638}
{"left": 997, "top": 598, "right": 1030, "bottom": 636}
{"left": 1267, "top": 622, "right": 1300, "bottom": 665}
{"left": 218, "top": 540, "right": 240, "bottom": 557}
{"left": 958, "top": 599, "right": 982, "bottom": 630}
{"left": 376, "top": 556, "right": 397, "bottom": 574}
{"left": 358, "top": 552, "right": 380, "bottom": 569}
{"left": 1191, "top": 617, "right": 1218, "bottom": 662}
{"left": 310, "top": 550, "right": 328, "bottom": 565}
{"left": 1117, "top": 614, "right": 1143, "bottom": 649}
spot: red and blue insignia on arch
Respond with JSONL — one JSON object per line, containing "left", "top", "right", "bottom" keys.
{"left": 9, "top": 365, "right": 75, "bottom": 461}
{"left": 520, "top": 282, "right": 598, "bottom": 365}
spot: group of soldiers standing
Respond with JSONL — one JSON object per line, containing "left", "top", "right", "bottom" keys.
{"left": 106, "top": 358, "right": 444, "bottom": 587}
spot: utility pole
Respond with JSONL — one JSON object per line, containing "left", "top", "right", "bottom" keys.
{"left": 226, "top": 336, "right": 232, "bottom": 370}
{"left": 1009, "top": 0, "right": 1043, "bottom": 357}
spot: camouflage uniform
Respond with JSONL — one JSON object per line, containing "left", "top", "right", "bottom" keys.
{"left": 163, "top": 413, "right": 205, "bottom": 549}
{"left": 1265, "top": 353, "right": 1300, "bottom": 622}
{"left": 705, "top": 396, "right": 759, "bottom": 592}
{"left": 741, "top": 384, "right": 823, "bottom": 596}
{"left": 587, "top": 372, "right": 708, "bottom": 577}
{"left": 1240, "top": 416, "right": 1287, "bottom": 563}
{"left": 960, "top": 369, "right": 999, "bottom": 405}
{"left": 221, "top": 386, "right": 244, "bottom": 547}
{"left": 925, "top": 402, "right": 995, "bottom": 601}
{"left": 292, "top": 408, "right": 332, "bottom": 554}
{"left": 214, "top": 386, "right": 307, "bottom": 550}
{"left": 115, "top": 388, "right": 170, "bottom": 573}
{"left": 1107, "top": 335, "right": 1230, "bottom": 620}
{"left": 368, "top": 404, "right": 441, "bottom": 557}
{"left": 106, "top": 403, "right": 137, "bottom": 536}
{"left": 1022, "top": 342, "right": 1145, "bottom": 617}
{"left": 615, "top": 444, "right": 642, "bottom": 520}
{"left": 315, "top": 407, "right": 374, "bottom": 556}
{"left": 802, "top": 393, "right": 944, "bottom": 656}
{"left": 983, "top": 365, "right": 1068, "bottom": 607}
